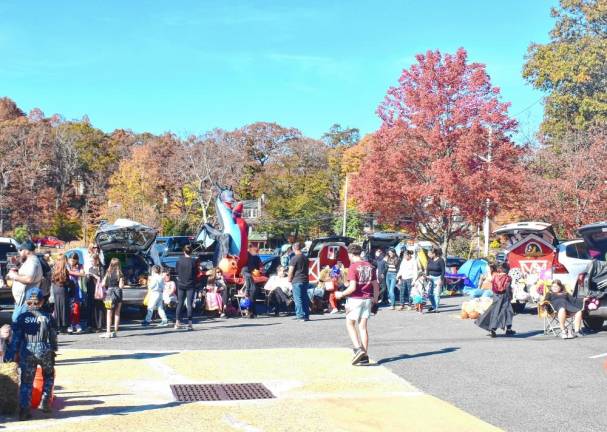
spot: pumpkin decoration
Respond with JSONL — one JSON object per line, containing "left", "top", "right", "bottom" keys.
{"left": 218, "top": 257, "right": 239, "bottom": 277}
{"left": 252, "top": 269, "right": 261, "bottom": 277}
{"left": 468, "top": 311, "right": 480, "bottom": 319}
{"left": 460, "top": 310, "right": 469, "bottom": 319}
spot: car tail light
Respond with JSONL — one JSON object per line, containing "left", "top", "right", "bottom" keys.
{"left": 577, "top": 272, "right": 586, "bottom": 287}
{"left": 552, "top": 256, "right": 569, "bottom": 274}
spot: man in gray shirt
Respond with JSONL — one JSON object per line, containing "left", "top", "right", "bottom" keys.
{"left": 6, "top": 240, "right": 42, "bottom": 320}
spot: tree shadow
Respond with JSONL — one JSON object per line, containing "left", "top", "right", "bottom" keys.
{"left": 376, "top": 347, "right": 460, "bottom": 365}
{"left": 0, "top": 401, "right": 183, "bottom": 424}
{"left": 55, "top": 351, "right": 179, "bottom": 365}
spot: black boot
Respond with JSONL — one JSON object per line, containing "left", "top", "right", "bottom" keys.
{"left": 19, "top": 407, "right": 32, "bottom": 421}
{"left": 40, "top": 394, "right": 52, "bottom": 413}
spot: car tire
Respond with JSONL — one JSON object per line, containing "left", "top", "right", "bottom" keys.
{"left": 584, "top": 317, "right": 604, "bottom": 332}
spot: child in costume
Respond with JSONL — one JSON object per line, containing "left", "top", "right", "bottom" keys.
{"left": 5, "top": 288, "right": 57, "bottom": 420}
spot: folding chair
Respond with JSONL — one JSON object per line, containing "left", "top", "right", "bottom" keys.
{"left": 538, "top": 301, "right": 574, "bottom": 337}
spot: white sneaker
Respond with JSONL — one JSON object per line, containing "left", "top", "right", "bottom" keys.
{"left": 330, "top": 308, "right": 339, "bottom": 314}
{"left": 75, "top": 325, "right": 83, "bottom": 334}
{"left": 99, "top": 332, "right": 111, "bottom": 338}
{"left": 67, "top": 326, "right": 74, "bottom": 334}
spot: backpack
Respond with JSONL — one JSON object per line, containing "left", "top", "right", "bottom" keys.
{"left": 492, "top": 273, "right": 511, "bottom": 294}
{"left": 37, "top": 256, "right": 52, "bottom": 297}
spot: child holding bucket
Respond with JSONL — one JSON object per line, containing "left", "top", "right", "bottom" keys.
{"left": 5, "top": 288, "right": 57, "bottom": 420}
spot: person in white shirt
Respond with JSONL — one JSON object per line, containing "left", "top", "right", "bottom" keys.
{"left": 142, "top": 265, "right": 168, "bottom": 327}
{"left": 396, "top": 250, "right": 418, "bottom": 309}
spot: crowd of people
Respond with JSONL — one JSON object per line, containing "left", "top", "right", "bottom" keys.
{"left": 1, "top": 235, "right": 592, "bottom": 420}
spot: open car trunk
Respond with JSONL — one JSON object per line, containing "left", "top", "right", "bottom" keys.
{"left": 95, "top": 219, "right": 159, "bottom": 290}
{"left": 493, "top": 221, "right": 557, "bottom": 304}
{"left": 578, "top": 222, "right": 607, "bottom": 261}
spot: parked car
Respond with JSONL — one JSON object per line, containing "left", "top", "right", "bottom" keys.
{"left": 362, "top": 232, "right": 409, "bottom": 257}
{"left": 94, "top": 219, "right": 161, "bottom": 308}
{"left": 446, "top": 256, "right": 467, "bottom": 272}
{"left": 32, "top": 236, "right": 66, "bottom": 249}
{"left": 0, "top": 237, "right": 19, "bottom": 278}
{"left": 155, "top": 236, "right": 194, "bottom": 269}
{"left": 573, "top": 222, "right": 607, "bottom": 331}
{"left": 262, "top": 255, "right": 281, "bottom": 276}
{"left": 552, "top": 239, "right": 592, "bottom": 293}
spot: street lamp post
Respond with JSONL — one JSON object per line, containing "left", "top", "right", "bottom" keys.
{"left": 342, "top": 174, "right": 349, "bottom": 237}
{"left": 75, "top": 177, "right": 87, "bottom": 245}
{"left": 475, "top": 130, "right": 492, "bottom": 257}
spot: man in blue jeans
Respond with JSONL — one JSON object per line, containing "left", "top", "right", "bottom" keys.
{"left": 288, "top": 242, "right": 310, "bottom": 321}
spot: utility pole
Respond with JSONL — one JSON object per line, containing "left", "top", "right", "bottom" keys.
{"left": 342, "top": 174, "right": 349, "bottom": 237}
{"left": 483, "top": 130, "right": 493, "bottom": 257}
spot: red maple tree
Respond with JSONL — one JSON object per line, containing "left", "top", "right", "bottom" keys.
{"left": 353, "top": 48, "right": 525, "bottom": 252}
{"left": 527, "top": 129, "right": 607, "bottom": 237}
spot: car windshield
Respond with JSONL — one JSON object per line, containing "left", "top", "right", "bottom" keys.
{"left": 0, "top": 243, "right": 17, "bottom": 261}
{"left": 168, "top": 238, "right": 191, "bottom": 253}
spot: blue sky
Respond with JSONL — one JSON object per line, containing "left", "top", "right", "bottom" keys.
{"left": 0, "top": 0, "right": 556, "bottom": 143}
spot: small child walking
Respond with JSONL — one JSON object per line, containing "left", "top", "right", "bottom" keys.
{"left": 142, "top": 266, "right": 168, "bottom": 327}
{"left": 5, "top": 288, "right": 57, "bottom": 420}
{"left": 410, "top": 274, "right": 428, "bottom": 313}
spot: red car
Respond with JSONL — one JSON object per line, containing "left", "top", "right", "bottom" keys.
{"left": 32, "top": 236, "right": 66, "bottom": 249}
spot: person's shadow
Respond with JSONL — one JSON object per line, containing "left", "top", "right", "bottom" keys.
{"left": 377, "top": 347, "right": 459, "bottom": 365}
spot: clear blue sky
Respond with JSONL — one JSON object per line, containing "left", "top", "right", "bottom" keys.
{"left": 0, "top": 0, "right": 556, "bottom": 143}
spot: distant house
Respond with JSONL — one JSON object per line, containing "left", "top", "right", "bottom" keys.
{"left": 242, "top": 198, "right": 269, "bottom": 251}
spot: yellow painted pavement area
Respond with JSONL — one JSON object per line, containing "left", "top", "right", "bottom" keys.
{"left": 1, "top": 348, "right": 501, "bottom": 432}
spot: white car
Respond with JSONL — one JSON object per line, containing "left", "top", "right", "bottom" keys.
{"left": 552, "top": 239, "right": 592, "bottom": 293}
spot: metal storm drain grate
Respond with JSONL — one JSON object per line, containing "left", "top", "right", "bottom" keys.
{"left": 170, "top": 383, "right": 275, "bottom": 402}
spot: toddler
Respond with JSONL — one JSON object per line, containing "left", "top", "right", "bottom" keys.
{"left": 410, "top": 274, "right": 428, "bottom": 313}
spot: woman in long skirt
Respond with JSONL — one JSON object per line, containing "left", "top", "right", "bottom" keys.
{"left": 51, "top": 256, "right": 71, "bottom": 333}
{"left": 476, "top": 263, "right": 516, "bottom": 338}
{"left": 86, "top": 253, "right": 105, "bottom": 332}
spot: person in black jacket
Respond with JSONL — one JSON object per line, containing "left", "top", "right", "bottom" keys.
{"left": 425, "top": 247, "right": 445, "bottom": 313}
{"left": 175, "top": 245, "right": 197, "bottom": 330}
{"left": 373, "top": 249, "right": 387, "bottom": 304}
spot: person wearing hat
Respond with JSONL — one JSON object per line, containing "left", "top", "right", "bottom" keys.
{"left": 4, "top": 287, "right": 58, "bottom": 420}
{"left": 6, "top": 240, "right": 43, "bottom": 322}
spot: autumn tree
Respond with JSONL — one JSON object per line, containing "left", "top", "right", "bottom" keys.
{"left": 105, "top": 145, "right": 165, "bottom": 227}
{"left": 0, "top": 114, "right": 56, "bottom": 232}
{"left": 353, "top": 48, "right": 524, "bottom": 253}
{"left": 175, "top": 130, "right": 240, "bottom": 226}
{"left": 0, "top": 97, "right": 25, "bottom": 122}
{"left": 232, "top": 122, "right": 301, "bottom": 199}
{"left": 523, "top": 0, "right": 607, "bottom": 139}
{"left": 527, "top": 129, "right": 607, "bottom": 237}
{"left": 257, "top": 138, "right": 332, "bottom": 238}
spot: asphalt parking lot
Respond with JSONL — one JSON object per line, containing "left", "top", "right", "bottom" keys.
{"left": 46, "top": 295, "right": 607, "bottom": 432}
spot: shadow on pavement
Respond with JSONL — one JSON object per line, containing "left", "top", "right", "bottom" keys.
{"left": 0, "top": 401, "right": 183, "bottom": 424}
{"left": 376, "top": 347, "right": 460, "bottom": 365}
{"left": 55, "top": 401, "right": 182, "bottom": 419}
{"left": 55, "top": 351, "right": 179, "bottom": 365}
{"left": 507, "top": 330, "right": 544, "bottom": 339}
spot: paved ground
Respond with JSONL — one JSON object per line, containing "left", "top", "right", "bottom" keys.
{"left": 0, "top": 348, "right": 498, "bottom": 432}
{"left": 2, "top": 296, "right": 607, "bottom": 431}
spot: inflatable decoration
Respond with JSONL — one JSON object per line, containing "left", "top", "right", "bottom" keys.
{"left": 197, "top": 187, "right": 249, "bottom": 272}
